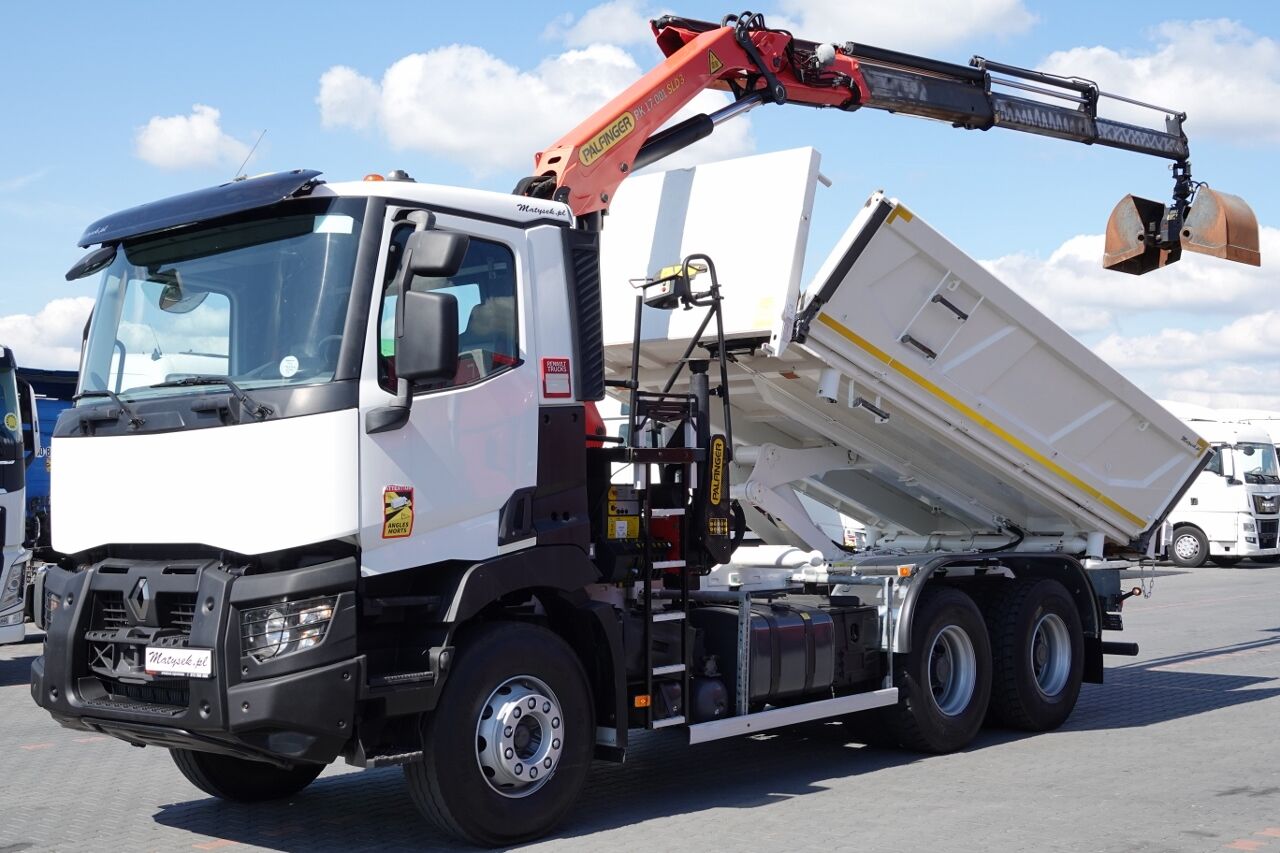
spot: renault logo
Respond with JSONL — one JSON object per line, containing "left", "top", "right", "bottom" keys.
{"left": 128, "top": 578, "right": 152, "bottom": 622}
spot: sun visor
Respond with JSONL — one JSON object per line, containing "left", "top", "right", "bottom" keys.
{"left": 77, "top": 169, "right": 323, "bottom": 247}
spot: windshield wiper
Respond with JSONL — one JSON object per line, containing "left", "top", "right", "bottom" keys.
{"left": 148, "top": 376, "right": 273, "bottom": 420}
{"left": 73, "top": 389, "right": 145, "bottom": 429}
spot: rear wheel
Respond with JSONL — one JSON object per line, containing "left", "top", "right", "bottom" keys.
{"left": 404, "top": 622, "right": 593, "bottom": 847}
{"left": 171, "top": 749, "right": 323, "bottom": 802}
{"left": 1169, "top": 527, "right": 1209, "bottom": 568}
{"left": 880, "top": 586, "right": 991, "bottom": 753}
{"left": 985, "top": 579, "right": 1084, "bottom": 731}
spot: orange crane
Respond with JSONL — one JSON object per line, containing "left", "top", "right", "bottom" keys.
{"left": 520, "top": 11, "right": 1259, "bottom": 275}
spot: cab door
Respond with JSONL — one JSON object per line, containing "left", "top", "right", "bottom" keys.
{"left": 357, "top": 210, "right": 538, "bottom": 573}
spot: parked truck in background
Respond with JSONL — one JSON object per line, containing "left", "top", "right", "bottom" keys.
{"left": 29, "top": 11, "right": 1262, "bottom": 846}
{"left": 0, "top": 346, "right": 39, "bottom": 643}
{"left": 16, "top": 368, "right": 75, "bottom": 621}
{"left": 1158, "top": 403, "right": 1280, "bottom": 567}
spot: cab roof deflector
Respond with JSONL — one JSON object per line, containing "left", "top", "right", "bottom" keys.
{"left": 77, "top": 169, "right": 323, "bottom": 247}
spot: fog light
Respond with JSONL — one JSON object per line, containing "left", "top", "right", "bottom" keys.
{"left": 1246, "top": 536, "right": 1257, "bottom": 544}
{"left": 240, "top": 596, "right": 337, "bottom": 662}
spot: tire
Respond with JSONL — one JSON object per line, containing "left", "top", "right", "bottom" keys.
{"left": 879, "top": 586, "right": 992, "bottom": 753}
{"left": 1169, "top": 526, "right": 1209, "bottom": 568}
{"left": 985, "top": 579, "right": 1084, "bottom": 731}
{"left": 404, "top": 622, "right": 594, "bottom": 847}
{"left": 171, "top": 749, "right": 323, "bottom": 802}
{"left": 1213, "top": 556, "right": 1243, "bottom": 567}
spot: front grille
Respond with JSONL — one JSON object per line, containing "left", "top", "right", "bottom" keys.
{"left": 91, "top": 592, "right": 129, "bottom": 631}
{"left": 160, "top": 595, "right": 197, "bottom": 634}
{"left": 88, "top": 591, "right": 197, "bottom": 634}
{"left": 1259, "top": 518, "right": 1278, "bottom": 549}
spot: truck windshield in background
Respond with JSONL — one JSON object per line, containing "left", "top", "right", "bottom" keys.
{"left": 79, "top": 199, "right": 365, "bottom": 401}
{"left": 0, "top": 358, "right": 20, "bottom": 472}
{"left": 1235, "top": 442, "right": 1280, "bottom": 484}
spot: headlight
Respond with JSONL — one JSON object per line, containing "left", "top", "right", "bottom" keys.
{"left": 240, "top": 596, "right": 337, "bottom": 662}
{"left": 1244, "top": 522, "right": 1256, "bottom": 532}
{"left": 0, "top": 562, "right": 24, "bottom": 609}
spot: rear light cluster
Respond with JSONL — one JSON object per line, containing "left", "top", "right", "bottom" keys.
{"left": 240, "top": 596, "right": 337, "bottom": 662}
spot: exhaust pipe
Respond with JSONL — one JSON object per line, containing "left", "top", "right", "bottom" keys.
{"left": 1103, "top": 174, "right": 1261, "bottom": 275}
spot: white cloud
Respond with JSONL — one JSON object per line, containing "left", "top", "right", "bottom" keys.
{"left": 134, "top": 104, "right": 252, "bottom": 171}
{"left": 544, "top": 0, "right": 662, "bottom": 47}
{"left": 774, "top": 0, "right": 1035, "bottom": 52}
{"left": 982, "top": 224, "right": 1278, "bottom": 409}
{"left": 1042, "top": 20, "right": 1280, "bottom": 143}
{"left": 982, "top": 226, "right": 1279, "bottom": 334}
{"left": 1093, "top": 312, "right": 1280, "bottom": 371}
{"left": 0, "top": 297, "right": 93, "bottom": 370}
{"left": 317, "top": 66, "right": 379, "bottom": 130}
{"left": 319, "top": 43, "right": 753, "bottom": 176}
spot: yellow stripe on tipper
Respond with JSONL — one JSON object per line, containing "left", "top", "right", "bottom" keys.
{"left": 885, "top": 205, "right": 914, "bottom": 224}
{"left": 814, "top": 313, "right": 1148, "bottom": 529}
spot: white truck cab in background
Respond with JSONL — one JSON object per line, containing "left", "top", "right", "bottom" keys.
{"left": 1159, "top": 401, "right": 1280, "bottom": 567}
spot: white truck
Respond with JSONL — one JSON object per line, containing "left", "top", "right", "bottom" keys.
{"left": 1157, "top": 402, "right": 1280, "bottom": 567}
{"left": 0, "top": 346, "right": 37, "bottom": 643}
{"left": 30, "top": 12, "right": 1259, "bottom": 847}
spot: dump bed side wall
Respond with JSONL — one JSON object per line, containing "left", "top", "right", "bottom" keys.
{"left": 796, "top": 193, "right": 1208, "bottom": 543}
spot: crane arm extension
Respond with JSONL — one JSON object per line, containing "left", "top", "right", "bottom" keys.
{"left": 523, "top": 12, "right": 1191, "bottom": 220}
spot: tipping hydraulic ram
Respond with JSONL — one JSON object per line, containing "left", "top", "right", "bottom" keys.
{"left": 520, "top": 11, "right": 1260, "bottom": 274}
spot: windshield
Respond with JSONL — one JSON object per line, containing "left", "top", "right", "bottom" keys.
{"left": 0, "top": 364, "right": 19, "bottom": 464}
{"left": 1234, "top": 442, "right": 1280, "bottom": 485}
{"left": 80, "top": 199, "right": 365, "bottom": 401}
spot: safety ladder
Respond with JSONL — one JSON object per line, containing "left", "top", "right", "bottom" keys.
{"left": 628, "top": 387, "right": 703, "bottom": 730}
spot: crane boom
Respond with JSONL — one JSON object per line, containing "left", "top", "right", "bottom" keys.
{"left": 519, "top": 11, "right": 1259, "bottom": 274}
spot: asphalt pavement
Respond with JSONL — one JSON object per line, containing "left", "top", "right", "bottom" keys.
{"left": 2, "top": 562, "right": 1278, "bottom": 852}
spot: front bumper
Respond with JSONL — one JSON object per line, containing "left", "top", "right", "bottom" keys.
{"left": 31, "top": 556, "right": 361, "bottom": 765}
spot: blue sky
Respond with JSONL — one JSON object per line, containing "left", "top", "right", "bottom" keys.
{"left": 1, "top": 1, "right": 1277, "bottom": 405}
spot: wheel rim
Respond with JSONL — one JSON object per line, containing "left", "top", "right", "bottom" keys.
{"left": 1173, "top": 533, "right": 1200, "bottom": 561}
{"left": 928, "top": 625, "right": 977, "bottom": 717}
{"left": 1030, "top": 612, "right": 1072, "bottom": 697}
{"left": 474, "top": 675, "right": 564, "bottom": 799}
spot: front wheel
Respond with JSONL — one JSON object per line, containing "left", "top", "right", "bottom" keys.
{"left": 879, "top": 586, "right": 992, "bottom": 753}
{"left": 1169, "top": 527, "right": 1209, "bottom": 568}
{"left": 404, "top": 622, "right": 594, "bottom": 847}
{"left": 171, "top": 749, "right": 323, "bottom": 802}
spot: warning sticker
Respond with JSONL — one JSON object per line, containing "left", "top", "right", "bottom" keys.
{"left": 3, "top": 413, "right": 16, "bottom": 432}
{"left": 708, "top": 50, "right": 724, "bottom": 75}
{"left": 382, "top": 486, "right": 414, "bottom": 539}
{"left": 542, "top": 357, "right": 572, "bottom": 398}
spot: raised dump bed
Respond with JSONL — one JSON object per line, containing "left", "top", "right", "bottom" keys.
{"left": 600, "top": 149, "right": 1209, "bottom": 560}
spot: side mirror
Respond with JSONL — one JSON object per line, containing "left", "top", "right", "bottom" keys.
{"left": 65, "top": 244, "right": 117, "bottom": 281}
{"left": 406, "top": 230, "right": 469, "bottom": 278}
{"left": 396, "top": 291, "right": 459, "bottom": 384}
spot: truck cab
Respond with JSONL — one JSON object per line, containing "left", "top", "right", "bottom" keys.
{"left": 1159, "top": 402, "right": 1280, "bottom": 567}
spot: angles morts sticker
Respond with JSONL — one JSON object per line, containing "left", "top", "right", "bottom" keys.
{"left": 382, "top": 485, "right": 414, "bottom": 539}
